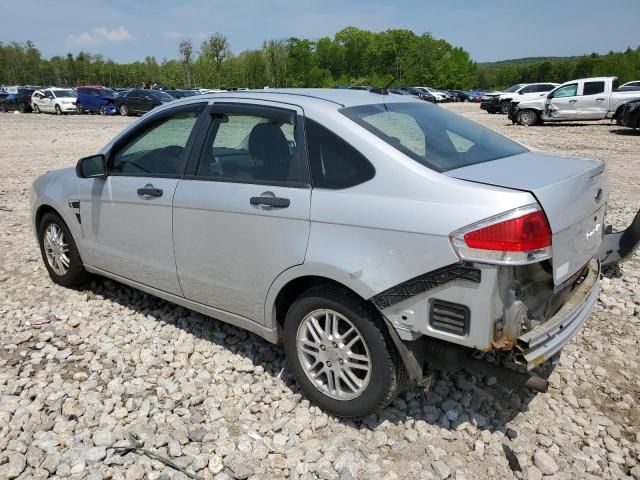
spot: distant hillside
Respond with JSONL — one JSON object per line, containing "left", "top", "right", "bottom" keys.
{"left": 479, "top": 56, "right": 579, "bottom": 66}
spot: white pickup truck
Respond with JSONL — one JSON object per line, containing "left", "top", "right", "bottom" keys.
{"left": 509, "top": 76, "right": 640, "bottom": 126}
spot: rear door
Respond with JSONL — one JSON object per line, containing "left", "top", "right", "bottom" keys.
{"left": 545, "top": 82, "right": 579, "bottom": 119}
{"left": 577, "top": 80, "right": 608, "bottom": 119}
{"left": 173, "top": 101, "right": 311, "bottom": 323}
{"left": 80, "top": 103, "right": 207, "bottom": 294}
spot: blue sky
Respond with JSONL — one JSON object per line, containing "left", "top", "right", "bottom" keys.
{"left": 3, "top": 0, "right": 640, "bottom": 63}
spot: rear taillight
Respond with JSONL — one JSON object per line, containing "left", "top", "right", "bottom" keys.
{"left": 450, "top": 205, "right": 552, "bottom": 265}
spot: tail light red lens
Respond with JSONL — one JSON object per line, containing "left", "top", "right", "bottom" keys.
{"left": 463, "top": 210, "right": 551, "bottom": 252}
{"left": 450, "top": 205, "right": 552, "bottom": 265}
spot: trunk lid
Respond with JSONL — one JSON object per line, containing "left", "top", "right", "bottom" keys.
{"left": 447, "top": 152, "right": 607, "bottom": 285}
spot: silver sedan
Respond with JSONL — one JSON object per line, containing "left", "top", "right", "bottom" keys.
{"left": 31, "top": 89, "right": 639, "bottom": 417}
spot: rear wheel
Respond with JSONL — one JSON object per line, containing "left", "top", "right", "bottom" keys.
{"left": 499, "top": 101, "right": 510, "bottom": 114}
{"left": 119, "top": 104, "right": 129, "bottom": 116}
{"left": 517, "top": 109, "right": 539, "bottom": 126}
{"left": 17, "top": 103, "right": 26, "bottom": 113}
{"left": 76, "top": 102, "right": 84, "bottom": 114}
{"left": 38, "top": 213, "right": 89, "bottom": 287}
{"left": 283, "top": 285, "right": 407, "bottom": 418}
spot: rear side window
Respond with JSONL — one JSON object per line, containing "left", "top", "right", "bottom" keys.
{"left": 340, "top": 103, "right": 527, "bottom": 172}
{"left": 582, "top": 81, "right": 605, "bottom": 96}
{"left": 305, "top": 119, "right": 375, "bottom": 189}
{"left": 196, "top": 111, "right": 303, "bottom": 185}
{"left": 520, "top": 85, "right": 536, "bottom": 94}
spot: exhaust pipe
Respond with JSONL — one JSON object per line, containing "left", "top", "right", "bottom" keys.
{"left": 424, "top": 339, "right": 548, "bottom": 393}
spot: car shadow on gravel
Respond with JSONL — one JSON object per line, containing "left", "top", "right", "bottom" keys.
{"left": 83, "top": 277, "right": 545, "bottom": 438}
{"left": 609, "top": 128, "right": 640, "bottom": 135}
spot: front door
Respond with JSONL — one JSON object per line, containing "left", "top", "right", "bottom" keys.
{"left": 80, "top": 104, "right": 205, "bottom": 295}
{"left": 545, "top": 82, "right": 579, "bottom": 120}
{"left": 173, "top": 102, "right": 311, "bottom": 323}
{"left": 577, "top": 80, "right": 608, "bottom": 120}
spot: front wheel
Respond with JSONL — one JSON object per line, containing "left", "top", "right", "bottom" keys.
{"left": 33, "top": 104, "right": 41, "bottom": 114}
{"left": 517, "top": 109, "right": 539, "bottom": 126}
{"left": 55, "top": 104, "right": 62, "bottom": 115}
{"left": 76, "top": 102, "right": 84, "bottom": 114}
{"left": 119, "top": 104, "right": 129, "bottom": 116}
{"left": 283, "top": 286, "right": 407, "bottom": 418}
{"left": 499, "top": 101, "right": 510, "bottom": 114}
{"left": 38, "top": 213, "right": 89, "bottom": 287}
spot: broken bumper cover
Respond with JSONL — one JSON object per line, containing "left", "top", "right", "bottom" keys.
{"left": 599, "top": 209, "right": 640, "bottom": 266}
{"left": 515, "top": 259, "right": 600, "bottom": 370}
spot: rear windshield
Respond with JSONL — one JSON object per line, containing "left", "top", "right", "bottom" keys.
{"left": 340, "top": 102, "right": 528, "bottom": 172}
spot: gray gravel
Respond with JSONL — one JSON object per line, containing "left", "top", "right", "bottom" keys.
{"left": 0, "top": 106, "right": 638, "bottom": 479}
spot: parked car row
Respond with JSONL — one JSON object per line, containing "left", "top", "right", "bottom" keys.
{"left": 506, "top": 77, "right": 640, "bottom": 130}
{"left": 0, "top": 85, "right": 210, "bottom": 116}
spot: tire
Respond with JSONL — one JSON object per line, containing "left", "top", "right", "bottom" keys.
{"left": 517, "top": 109, "right": 539, "bottom": 126}
{"left": 38, "top": 212, "right": 89, "bottom": 287}
{"left": 499, "top": 101, "right": 510, "bottom": 115}
{"left": 283, "top": 285, "right": 408, "bottom": 418}
{"left": 55, "top": 104, "right": 62, "bottom": 115}
{"left": 0, "top": 103, "right": 6, "bottom": 113}
{"left": 76, "top": 102, "right": 84, "bottom": 114}
{"left": 17, "top": 103, "right": 26, "bottom": 113}
{"left": 119, "top": 104, "right": 129, "bottom": 116}
{"left": 33, "top": 104, "right": 41, "bottom": 114}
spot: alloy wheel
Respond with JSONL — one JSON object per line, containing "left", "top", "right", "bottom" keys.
{"left": 296, "top": 308, "right": 372, "bottom": 400}
{"left": 43, "top": 223, "right": 70, "bottom": 276}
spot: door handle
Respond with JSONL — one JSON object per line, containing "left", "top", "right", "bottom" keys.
{"left": 137, "top": 186, "right": 163, "bottom": 198}
{"left": 250, "top": 196, "right": 290, "bottom": 208}
{"left": 569, "top": 99, "right": 577, "bottom": 103}
{"left": 595, "top": 98, "right": 605, "bottom": 101}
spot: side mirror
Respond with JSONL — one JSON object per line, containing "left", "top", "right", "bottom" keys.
{"left": 76, "top": 154, "right": 107, "bottom": 178}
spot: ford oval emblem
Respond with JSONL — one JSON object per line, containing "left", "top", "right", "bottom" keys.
{"left": 594, "top": 188, "right": 603, "bottom": 204}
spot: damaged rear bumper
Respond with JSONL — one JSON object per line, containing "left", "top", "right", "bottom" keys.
{"left": 515, "top": 259, "right": 600, "bottom": 370}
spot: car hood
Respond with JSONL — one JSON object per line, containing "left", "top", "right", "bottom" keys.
{"left": 446, "top": 152, "right": 607, "bottom": 284}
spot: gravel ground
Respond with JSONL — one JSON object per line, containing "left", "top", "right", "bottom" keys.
{"left": 0, "top": 105, "right": 638, "bottom": 480}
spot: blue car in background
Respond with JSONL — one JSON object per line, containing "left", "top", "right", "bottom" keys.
{"left": 76, "top": 86, "right": 117, "bottom": 114}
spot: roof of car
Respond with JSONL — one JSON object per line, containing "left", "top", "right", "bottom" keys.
{"left": 194, "top": 88, "right": 423, "bottom": 108}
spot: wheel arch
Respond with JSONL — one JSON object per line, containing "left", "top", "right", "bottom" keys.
{"left": 267, "top": 269, "right": 375, "bottom": 340}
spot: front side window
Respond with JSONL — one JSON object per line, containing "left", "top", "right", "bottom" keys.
{"left": 111, "top": 109, "right": 201, "bottom": 176}
{"left": 520, "top": 85, "right": 536, "bottom": 94}
{"left": 553, "top": 84, "right": 578, "bottom": 98}
{"left": 582, "top": 81, "right": 605, "bottom": 96}
{"left": 196, "top": 110, "right": 303, "bottom": 185}
{"left": 340, "top": 102, "right": 527, "bottom": 172}
{"left": 53, "top": 89, "right": 76, "bottom": 98}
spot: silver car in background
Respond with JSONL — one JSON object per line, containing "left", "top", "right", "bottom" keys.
{"left": 31, "top": 89, "right": 639, "bottom": 417}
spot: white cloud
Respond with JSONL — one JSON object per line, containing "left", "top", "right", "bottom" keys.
{"left": 66, "top": 26, "right": 132, "bottom": 47}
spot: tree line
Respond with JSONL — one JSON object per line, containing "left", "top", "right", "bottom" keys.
{"left": 1, "top": 28, "right": 639, "bottom": 90}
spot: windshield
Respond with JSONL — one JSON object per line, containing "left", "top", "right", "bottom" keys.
{"left": 504, "top": 84, "right": 526, "bottom": 93}
{"left": 52, "top": 89, "right": 76, "bottom": 98}
{"left": 149, "top": 90, "right": 174, "bottom": 101}
{"left": 340, "top": 102, "right": 528, "bottom": 173}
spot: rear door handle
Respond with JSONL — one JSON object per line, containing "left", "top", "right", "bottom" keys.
{"left": 250, "top": 196, "right": 290, "bottom": 208}
{"left": 569, "top": 99, "right": 577, "bottom": 103}
{"left": 137, "top": 186, "right": 163, "bottom": 198}
{"left": 596, "top": 98, "right": 605, "bottom": 101}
